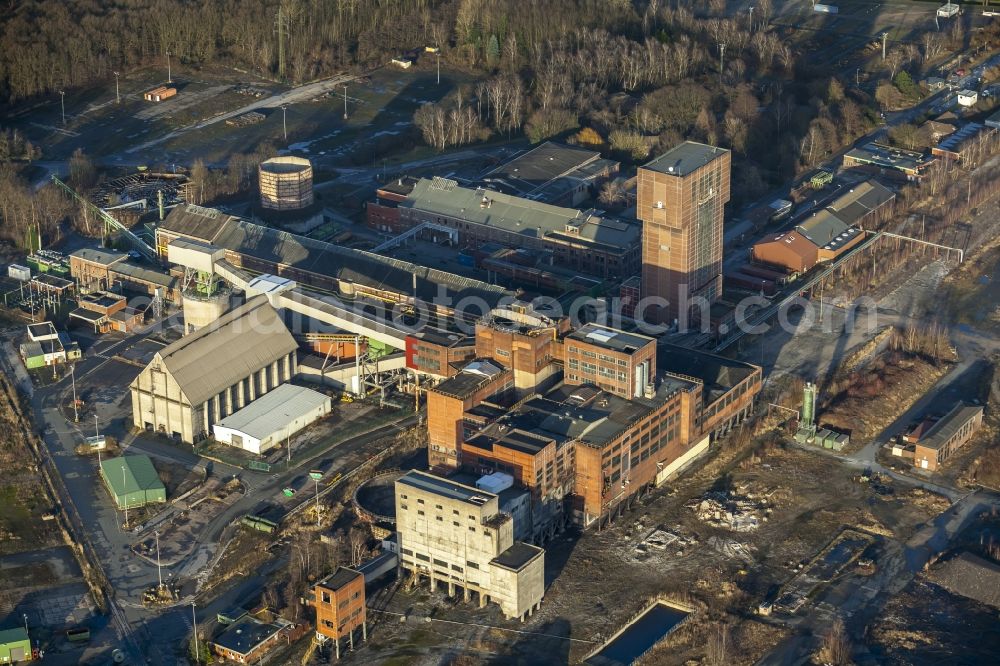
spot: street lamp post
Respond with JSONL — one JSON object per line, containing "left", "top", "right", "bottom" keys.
{"left": 155, "top": 530, "right": 163, "bottom": 589}
{"left": 748, "top": 6, "right": 754, "bottom": 32}
{"left": 314, "top": 477, "right": 320, "bottom": 527}
{"left": 166, "top": 51, "right": 172, "bottom": 84}
{"left": 436, "top": 52, "right": 441, "bottom": 85}
{"left": 114, "top": 71, "right": 120, "bottom": 104}
{"left": 343, "top": 85, "right": 348, "bottom": 120}
{"left": 192, "top": 603, "right": 199, "bottom": 664}
{"left": 71, "top": 365, "right": 78, "bottom": 422}
{"left": 281, "top": 105, "right": 288, "bottom": 143}
{"left": 59, "top": 90, "right": 66, "bottom": 126}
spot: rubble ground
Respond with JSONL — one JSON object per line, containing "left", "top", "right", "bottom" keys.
{"left": 867, "top": 576, "right": 1000, "bottom": 665}
{"left": 524, "top": 443, "right": 947, "bottom": 665}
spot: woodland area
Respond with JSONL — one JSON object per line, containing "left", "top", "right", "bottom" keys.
{"left": 3, "top": 1, "right": 1000, "bottom": 247}
{"left": 0, "top": 0, "right": 923, "bottom": 197}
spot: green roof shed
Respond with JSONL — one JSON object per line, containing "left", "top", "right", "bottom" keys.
{"left": 100, "top": 455, "right": 166, "bottom": 509}
{"left": 0, "top": 627, "right": 31, "bottom": 663}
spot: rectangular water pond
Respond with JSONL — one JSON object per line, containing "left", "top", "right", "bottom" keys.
{"left": 586, "top": 602, "right": 691, "bottom": 666}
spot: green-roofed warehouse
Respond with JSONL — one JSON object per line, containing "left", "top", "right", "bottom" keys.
{"left": 100, "top": 455, "right": 166, "bottom": 509}
{"left": 0, "top": 626, "right": 31, "bottom": 663}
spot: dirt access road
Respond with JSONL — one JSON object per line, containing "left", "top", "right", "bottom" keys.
{"left": 124, "top": 71, "right": 363, "bottom": 155}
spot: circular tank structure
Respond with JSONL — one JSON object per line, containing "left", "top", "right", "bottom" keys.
{"left": 352, "top": 470, "right": 405, "bottom": 525}
{"left": 182, "top": 291, "right": 230, "bottom": 333}
{"left": 258, "top": 156, "right": 314, "bottom": 211}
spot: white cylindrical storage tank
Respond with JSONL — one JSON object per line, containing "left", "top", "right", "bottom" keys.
{"left": 259, "top": 156, "right": 314, "bottom": 211}
{"left": 182, "top": 292, "right": 229, "bottom": 333}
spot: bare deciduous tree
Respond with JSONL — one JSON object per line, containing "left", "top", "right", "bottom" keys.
{"left": 817, "top": 617, "right": 852, "bottom": 666}
{"left": 706, "top": 624, "right": 730, "bottom": 666}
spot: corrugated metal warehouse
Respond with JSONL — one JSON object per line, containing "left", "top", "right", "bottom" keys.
{"left": 100, "top": 455, "right": 166, "bottom": 509}
{"left": 129, "top": 295, "right": 298, "bottom": 443}
{"left": 212, "top": 383, "right": 332, "bottom": 454}
{"left": 156, "top": 203, "right": 509, "bottom": 317}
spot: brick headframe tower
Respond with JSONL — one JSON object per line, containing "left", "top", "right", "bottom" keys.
{"left": 637, "top": 141, "right": 730, "bottom": 327}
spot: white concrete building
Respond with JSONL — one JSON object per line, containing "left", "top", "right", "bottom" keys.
{"left": 130, "top": 296, "right": 298, "bottom": 443}
{"left": 395, "top": 471, "right": 544, "bottom": 621}
{"left": 958, "top": 90, "right": 978, "bottom": 107}
{"left": 212, "top": 383, "right": 331, "bottom": 454}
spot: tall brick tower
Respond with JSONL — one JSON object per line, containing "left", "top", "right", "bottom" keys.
{"left": 637, "top": 141, "right": 730, "bottom": 327}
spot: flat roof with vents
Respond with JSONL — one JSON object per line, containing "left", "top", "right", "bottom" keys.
{"left": 566, "top": 323, "right": 655, "bottom": 353}
{"left": 642, "top": 141, "right": 729, "bottom": 177}
{"left": 397, "top": 470, "right": 498, "bottom": 506}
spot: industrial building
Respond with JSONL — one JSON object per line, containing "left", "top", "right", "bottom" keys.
{"left": 395, "top": 470, "right": 545, "bottom": 621}
{"left": 465, "top": 376, "right": 702, "bottom": 534}
{"left": 143, "top": 86, "right": 176, "bottom": 102}
{"left": 0, "top": 627, "right": 31, "bottom": 663}
{"left": 69, "top": 248, "right": 179, "bottom": 301}
{"left": 99, "top": 455, "right": 166, "bottom": 510}
{"left": 894, "top": 403, "right": 984, "bottom": 471}
{"left": 843, "top": 143, "right": 934, "bottom": 181}
{"left": 211, "top": 618, "right": 287, "bottom": 664}
{"left": 19, "top": 322, "right": 79, "bottom": 368}
{"left": 367, "top": 176, "right": 641, "bottom": 279}
{"left": 751, "top": 181, "right": 894, "bottom": 274}
{"left": 404, "top": 327, "right": 476, "bottom": 379}
{"left": 474, "top": 301, "right": 571, "bottom": 395}
{"left": 424, "top": 304, "right": 762, "bottom": 531}
{"left": 30, "top": 273, "right": 74, "bottom": 300}
{"left": 749, "top": 231, "right": 819, "bottom": 274}
{"left": 479, "top": 141, "right": 620, "bottom": 207}
{"left": 259, "top": 156, "right": 314, "bottom": 211}
{"left": 157, "top": 204, "right": 509, "bottom": 318}
{"left": 311, "top": 568, "right": 366, "bottom": 658}
{"left": 129, "top": 296, "right": 298, "bottom": 443}
{"left": 564, "top": 323, "right": 656, "bottom": 398}
{"left": 932, "top": 122, "right": 998, "bottom": 162}
{"left": 211, "top": 383, "right": 331, "bottom": 454}
{"left": 69, "top": 291, "right": 143, "bottom": 333}
{"left": 426, "top": 359, "right": 514, "bottom": 470}
{"left": 637, "top": 141, "right": 731, "bottom": 325}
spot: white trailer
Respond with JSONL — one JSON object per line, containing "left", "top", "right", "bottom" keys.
{"left": 938, "top": 3, "right": 960, "bottom": 18}
{"left": 7, "top": 264, "right": 31, "bottom": 281}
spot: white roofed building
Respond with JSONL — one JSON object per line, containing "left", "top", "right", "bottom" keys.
{"left": 212, "top": 383, "right": 331, "bottom": 454}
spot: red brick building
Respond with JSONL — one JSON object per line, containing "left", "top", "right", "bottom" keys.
{"left": 911, "top": 403, "right": 984, "bottom": 471}
{"left": 405, "top": 327, "right": 476, "bottom": 379}
{"left": 638, "top": 142, "right": 731, "bottom": 325}
{"left": 426, "top": 360, "right": 514, "bottom": 471}
{"left": 563, "top": 323, "right": 656, "bottom": 398}
{"left": 428, "top": 324, "right": 761, "bottom": 537}
{"left": 311, "top": 568, "right": 366, "bottom": 659}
